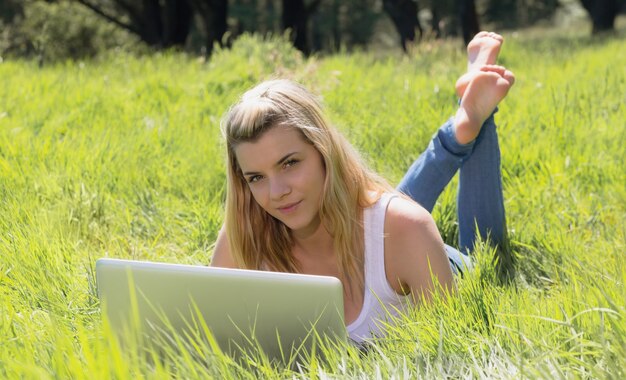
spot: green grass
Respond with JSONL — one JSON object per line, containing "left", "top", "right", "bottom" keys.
{"left": 0, "top": 31, "right": 625, "bottom": 378}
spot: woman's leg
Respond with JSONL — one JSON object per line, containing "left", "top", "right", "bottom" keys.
{"left": 396, "top": 119, "right": 477, "bottom": 275}
{"left": 457, "top": 112, "right": 507, "bottom": 253}
{"left": 398, "top": 32, "right": 506, "bottom": 215}
{"left": 396, "top": 114, "right": 503, "bottom": 275}
{"left": 445, "top": 244, "right": 473, "bottom": 275}
{"left": 398, "top": 67, "right": 514, "bottom": 275}
{"left": 396, "top": 117, "right": 475, "bottom": 213}
{"left": 396, "top": 113, "right": 503, "bottom": 272}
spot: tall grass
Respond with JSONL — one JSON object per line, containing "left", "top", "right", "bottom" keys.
{"left": 0, "top": 32, "right": 624, "bottom": 378}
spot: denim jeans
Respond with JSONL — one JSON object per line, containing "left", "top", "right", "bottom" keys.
{"left": 396, "top": 112, "right": 506, "bottom": 275}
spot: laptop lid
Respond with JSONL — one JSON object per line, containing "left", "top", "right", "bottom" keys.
{"left": 96, "top": 258, "right": 346, "bottom": 360}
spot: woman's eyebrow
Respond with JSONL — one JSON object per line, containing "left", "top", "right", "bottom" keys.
{"left": 275, "top": 152, "right": 297, "bottom": 165}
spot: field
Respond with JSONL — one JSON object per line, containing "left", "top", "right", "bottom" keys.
{"left": 0, "top": 31, "right": 625, "bottom": 378}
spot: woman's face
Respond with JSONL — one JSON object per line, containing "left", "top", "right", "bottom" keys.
{"left": 234, "top": 126, "right": 326, "bottom": 239}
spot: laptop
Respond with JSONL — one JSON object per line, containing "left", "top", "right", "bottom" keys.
{"left": 96, "top": 258, "right": 347, "bottom": 361}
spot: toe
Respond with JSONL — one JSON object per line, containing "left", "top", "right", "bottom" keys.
{"left": 488, "top": 32, "right": 504, "bottom": 42}
{"left": 503, "top": 70, "right": 515, "bottom": 84}
{"left": 479, "top": 65, "right": 507, "bottom": 75}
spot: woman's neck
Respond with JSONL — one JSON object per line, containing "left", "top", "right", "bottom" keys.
{"left": 292, "top": 221, "right": 334, "bottom": 260}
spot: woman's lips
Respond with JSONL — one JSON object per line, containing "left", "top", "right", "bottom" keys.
{"left": 277, "top": 200, "right": 301, "bottom": 214}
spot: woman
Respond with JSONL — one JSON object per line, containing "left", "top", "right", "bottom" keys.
{"left": 211, "top": 32, "right": 515, "bottom": 345}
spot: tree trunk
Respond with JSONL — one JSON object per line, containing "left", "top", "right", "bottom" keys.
{"left": 383, "top": 0, "right": 422, "bottom": 52}
{"left": 282, "top": 0, "right": 308, "bottom": 54}
{"left": 208, "top": 0, "right": 228, "bottom": 54}
{"left": 140, "top": 0, "right": 164, "bottom": 47}
{"left": 187, "top": 0, "right": 228, "bottom": 57}
{"left": 430, "top": 1, "right": 442, "bottom": 38}
{"left": 142, "top": 0, "right": 193, "bottom": 48}
{"left": 332, "top": 0, "right": 341, "bottom": 51}
{"left": 458, "top": 0, "right": 480, "bottom": 45}
{"left": 163, "top": 0, "right": 194, "bottom": 46}
{"left": 580, "top": 0, "right": 620, "bottom": 33}
{"left": 77, "top": 0, "right": 194, "bottom": 49}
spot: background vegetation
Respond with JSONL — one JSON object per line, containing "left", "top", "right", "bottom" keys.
{"left": 1, "top": 0, "right": 624, "bottom": 62}
{"left": 0, "top": 25, "right": 625, "bottom": 377}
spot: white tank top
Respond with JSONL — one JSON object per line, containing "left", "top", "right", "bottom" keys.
{"left": 346, "top": 192, "right": 411, "bottom": 344}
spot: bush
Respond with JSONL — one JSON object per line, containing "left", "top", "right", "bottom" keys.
{"left": 482, "top": 0, "right": 561, "bottom": 28}
{"left": 0, "top": 0, "right": 140, "bottom": 63}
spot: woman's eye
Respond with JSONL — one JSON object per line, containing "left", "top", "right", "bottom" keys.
{"left": 248, "top": 175, "right": 263, "bottom": 183}
{"left": 284, "top": 159, "right": 298, "bottom": 168}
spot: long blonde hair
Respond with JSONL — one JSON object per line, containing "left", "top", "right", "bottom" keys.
{"left": 221, "top": 79, "right": 393, "bottom": 293}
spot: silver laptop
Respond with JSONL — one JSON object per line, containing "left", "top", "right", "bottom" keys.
{"left": 96, "top": 258, "right": 346, "bottom": 361}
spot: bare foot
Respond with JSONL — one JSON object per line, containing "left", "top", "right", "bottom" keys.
{"left": 467, "top": 31, "right": 503, "bottom": 71}
{"left": 454, "top": 65, "right": 515, "bottom": 145}
{"left": 455, "top": 32, "right": 504, "bottom": 98}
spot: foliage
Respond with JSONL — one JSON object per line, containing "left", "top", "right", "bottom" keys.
{"left": 1, "top": 0, "right": 600, "bottom": 61}
{"left": 482, "top": 0, "right": 561, "bottom": 28}
{"left": 0, "top": 32, "right": 625, "bottom": 378}
{"left": 0, "top": 0, "right": 139, "bottom": 62}
{"left": 339, "top": 0, "right": 384, "bottom": 48}
{"left": 579, "top": 0, "right": 626, "bottom": 32}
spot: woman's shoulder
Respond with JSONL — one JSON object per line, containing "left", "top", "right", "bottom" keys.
{"left": 383, "top": 194, "right": 453, "bottom": 298}
{"left": 384, "top": 194, "right": 434, "bottom": 233}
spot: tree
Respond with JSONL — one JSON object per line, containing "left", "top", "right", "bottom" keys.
{"left": 458, "top": 0, "right": 480, "bottom": 45}
{"left": 382, "top": 0, "right": 423, "bottom": 52}
{"left": 75, "top": 0, "right": 192, "bottom": 48}
{"left": 187, "top": 0, "right": 228, "bottom": 56}
{"left": 0, "top": 0, "right": 23, "bottom": 23}
{"left": 282, "top": 0, "right": 321, "bottom": 54}
{"left": 421, "top": 0, "right": 480, "bottom": 45}
{"left": 580, "top": 0, "right": 623, "bottom": 33}
{"left": 75, "top": 0, "right": 228, "bottom": 56}
{"left": 483, "top": 0, "right": 560, "bottom": 29}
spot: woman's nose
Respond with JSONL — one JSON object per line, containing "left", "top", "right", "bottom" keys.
{"left": 269, "top": 176, "right": 291, "bottom": 200}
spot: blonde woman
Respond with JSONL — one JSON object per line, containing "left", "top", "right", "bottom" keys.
{"left": 212, "top": 32, "right": 514, "bottom": 345}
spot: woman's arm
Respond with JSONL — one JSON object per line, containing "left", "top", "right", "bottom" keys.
{"left": 384, "top": 197, "right": 455, "bottom": 303}
{"left": 210, "top": 225, "right": 238, "bottom": 268}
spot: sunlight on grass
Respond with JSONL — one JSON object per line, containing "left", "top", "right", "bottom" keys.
{"left": 0, "top": 32, "right": 624, "bottom": 378}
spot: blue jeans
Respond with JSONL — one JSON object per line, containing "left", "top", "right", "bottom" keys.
{"left": 396, "top": 112, "right": 506, "bottom": 275}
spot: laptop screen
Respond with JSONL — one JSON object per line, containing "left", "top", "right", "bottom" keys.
{"left": 96, "top": 258, "right": 346, "bottom": 361}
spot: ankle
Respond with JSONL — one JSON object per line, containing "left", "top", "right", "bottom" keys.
{"left": 439, "top": 117, "right": 475, "bottom": 155}
{"left": 454, "top": 107, "right": 485, "bottom": 145}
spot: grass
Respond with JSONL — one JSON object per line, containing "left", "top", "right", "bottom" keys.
{"left": 0, "top": 30, "right": 625, "bottom": 378}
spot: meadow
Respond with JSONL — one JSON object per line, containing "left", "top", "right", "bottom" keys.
{"left": 0, "top": 30, "right": 625, "bottom": 378}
